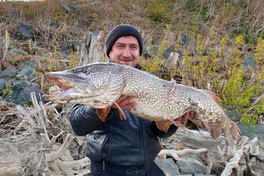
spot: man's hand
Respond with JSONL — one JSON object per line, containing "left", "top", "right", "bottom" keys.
{"left": 111, "top": 95, "right": 137, "bottom": 110}
{"left": 175, "top": 111, "right": 194, "bottom": 122}
{"left": 155, "top": 112, "right": 194, "bottom": 132}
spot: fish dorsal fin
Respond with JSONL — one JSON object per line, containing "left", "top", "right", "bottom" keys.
{"left": 205, "top": 90, "right": 221, "bottom": 104}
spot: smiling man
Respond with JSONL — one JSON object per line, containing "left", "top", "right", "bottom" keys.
{"left": 70, "top": 25, "right": 193, "bottom": 176}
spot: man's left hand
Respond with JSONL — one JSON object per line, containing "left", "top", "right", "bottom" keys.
{"left": 175, "top": 111, "right": 194, "bottom": 122}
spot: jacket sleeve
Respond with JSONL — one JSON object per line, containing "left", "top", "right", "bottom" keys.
{"left": 152, "top": 123, "right": 178, "bottom": 138}
{"left": 70, "top": 104, "right": 103, "bottom": 136}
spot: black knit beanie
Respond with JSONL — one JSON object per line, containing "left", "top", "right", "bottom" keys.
{"left": 106, "top": 25, "right": 143, "bottom": 57}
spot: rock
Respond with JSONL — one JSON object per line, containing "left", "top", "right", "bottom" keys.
{"left": 60, "top": 44, "right": 71, "bottom": 55}
{"left": 146, "top": 46, "right": 176, "bottom": 59}
{"left": 181, "top": 32, "right": 191, "bottom": 46}
{"left": 63, "top": 4, "right": 76, "bottom": 12}
{"left": 6, "top": 78, "right": 16, "bottom": 86}
{"left": 155, "top": 157, "right": 180, "bottom": 176}
{"left": 173, "top": 130, "right": 228, "bottom": 164}
{"left": 243, "top": 54, "right": 257, "bottom": 72}
{"left": 0, "top": 68, "right": 17, "bottom": 80}
{"left": 176, "top": 155, "right": 207, "bottom": 175}
{"left": 0, "top": 79, "right": 6, "bottom": 92}
{"left": 194, "top": 174, "right": 216, "bottom": 176}
{"left": 17, "top": 66, "right": 35, "bottom": 82}
{"left": 238, "top": 123, "right": 264, "bottom": 161}
{"left": 14, "top": 24, "right": 35, "bottom": 40}
{"left": 72, "top": 40, "right": 81, "bottom": 52}
{"left": 60, "top": 41, "right": 81, "bottom": 55}
{"left": 2, "top": 81, "right": 42, "bottom": 106}
{"left": 17, "top": 57, "right": 38, "bottom": 70}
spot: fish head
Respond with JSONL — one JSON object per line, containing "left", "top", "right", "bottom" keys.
{"left": 43, "top": 63, "right": 126, "bottom": 107}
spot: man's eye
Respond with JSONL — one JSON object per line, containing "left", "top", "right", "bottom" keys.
{"left": 131, "top": 45, "right": 138, "bottom": 49}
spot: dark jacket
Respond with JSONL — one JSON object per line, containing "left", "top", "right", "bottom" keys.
{"left": 70, "top": 104, "right": 177, "bottom": 167}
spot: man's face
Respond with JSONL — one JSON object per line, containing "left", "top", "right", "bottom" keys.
{"left": 109, "top": 36, "right": 140, "bottom": 68}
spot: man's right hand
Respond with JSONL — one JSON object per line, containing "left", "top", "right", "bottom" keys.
{"left": 111, "top": 95, "right": 137, "bottom": 110}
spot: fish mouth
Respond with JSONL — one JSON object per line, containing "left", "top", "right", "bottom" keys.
{"left": 43, "top": 74, "right": 78, "bottom": 101}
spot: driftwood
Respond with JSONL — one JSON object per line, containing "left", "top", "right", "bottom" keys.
{"left": 221, "top": 136, "right": 260, "bottom": 176}
{"left": 158, "top": 148, "right": 208, "bottom": 160}
{"left": 0, "top": 29, "right": 9, "bottom": 70}
{"left": 0, "top": 93, "right": 90, "bottom": 175}
{"left": 163, "top": 52, "right": 180, "bottom": 69}
{"left": 79, "top": 31, "right": 108, "bottom": 66}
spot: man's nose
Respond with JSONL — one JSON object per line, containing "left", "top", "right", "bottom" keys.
{"left": 122, "top": 47, "right": 132, "bottom": 58}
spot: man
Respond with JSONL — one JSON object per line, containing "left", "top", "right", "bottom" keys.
{"left": 70, "top": 25, "right": 193, "bottom": 176}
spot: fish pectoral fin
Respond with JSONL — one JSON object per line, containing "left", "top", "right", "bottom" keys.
{"left": 168, "top": 117, "right": 190, "bottom": 133}
{"left": 113, "top": 102, "right": 127, "bottom": 120}
{"left": 155, "top": 121, "right": 173, "bottom": 132}
{"left": 96, "top": 108, "right": 111, "bottom": 122}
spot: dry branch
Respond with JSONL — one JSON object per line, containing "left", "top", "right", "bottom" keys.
{"left": 158, "top": 148, "right": 208, "bottom": 160}
{"left": 221, "top": 137, "right": 259, "bottom": 176}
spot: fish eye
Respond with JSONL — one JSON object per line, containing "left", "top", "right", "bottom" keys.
{"left": 82, "top": 69, "right": 90, "bottom": 75}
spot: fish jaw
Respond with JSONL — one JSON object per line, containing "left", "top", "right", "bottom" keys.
{"left": 45, "top": 71, "right": 89, "bottom": 93}
{"left": 43, "top": 71, "right": 95, "bottom": 103}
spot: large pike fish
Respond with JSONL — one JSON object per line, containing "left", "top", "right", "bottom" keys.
{"left": 44, "top": 62, "right": 241, "bottom": 147}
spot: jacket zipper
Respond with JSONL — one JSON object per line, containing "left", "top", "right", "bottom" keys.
{"left": 101, "top": 134, "right": 109, "bottom": 171}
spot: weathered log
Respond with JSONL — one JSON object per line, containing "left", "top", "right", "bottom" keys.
{"left": 158, "top": 148, "right": 208, "bottom": 160}
{"left": 0, "top": 29, "right": 9, "bottom": 70}
{"left": 163, "top": 52, "right": 179, "bottom": 69}
{"left": 0, "top": 135, "right": 44, "bottom": 176}
{"left": 79, "top": 31, "right": 108, "bottom": 66}
{"left": 221, "top": 137, "right": 259, "bottom": 176}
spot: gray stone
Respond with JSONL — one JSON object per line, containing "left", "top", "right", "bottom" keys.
{"left": 238, "top": 124, "right": 264, "bottom": 141}
{"left": 18, "top": 24, "right": 35, "bottom": 40}
{"left": 63, "top": 4, "right": 76, "bottom": 12}
{"left": 72, "top": 40, "right": 81, "bottom": 52}
{"left": 0, "top": 79, "right": 6, "bottom": 91}
{"left": 176, "top": 156, "right": 206, "bottom": 174}
{"left": 243, "top": 54, "right": 257, "bottom": 71}
{"left": 17, "top": 66, "right": 34, "bottom": 81}
{"left": 17, "top": 57, "right": 38, "bottom": 70}
{"left": 6, "top": 78, "right": 15, "bottom": 86}
{"left": 155, "top": 157, "right": 180, "bottom": 176}
{"left": 238, "top": 123, "right": 264, "bottom": 161}
{"left": 181, "top": 32, "right": 191, "bottom": 46}
{"left": 1, "top": 68, "right": 17, "bottom": 79}
{"left": 146, "top": 46, "right": 175, "bottom": 59}
{"left": 2, "top": 81, "right": 42, "bottom": 106}
{"left": 194, "top": 174, "right": 216, "bottom": 176}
